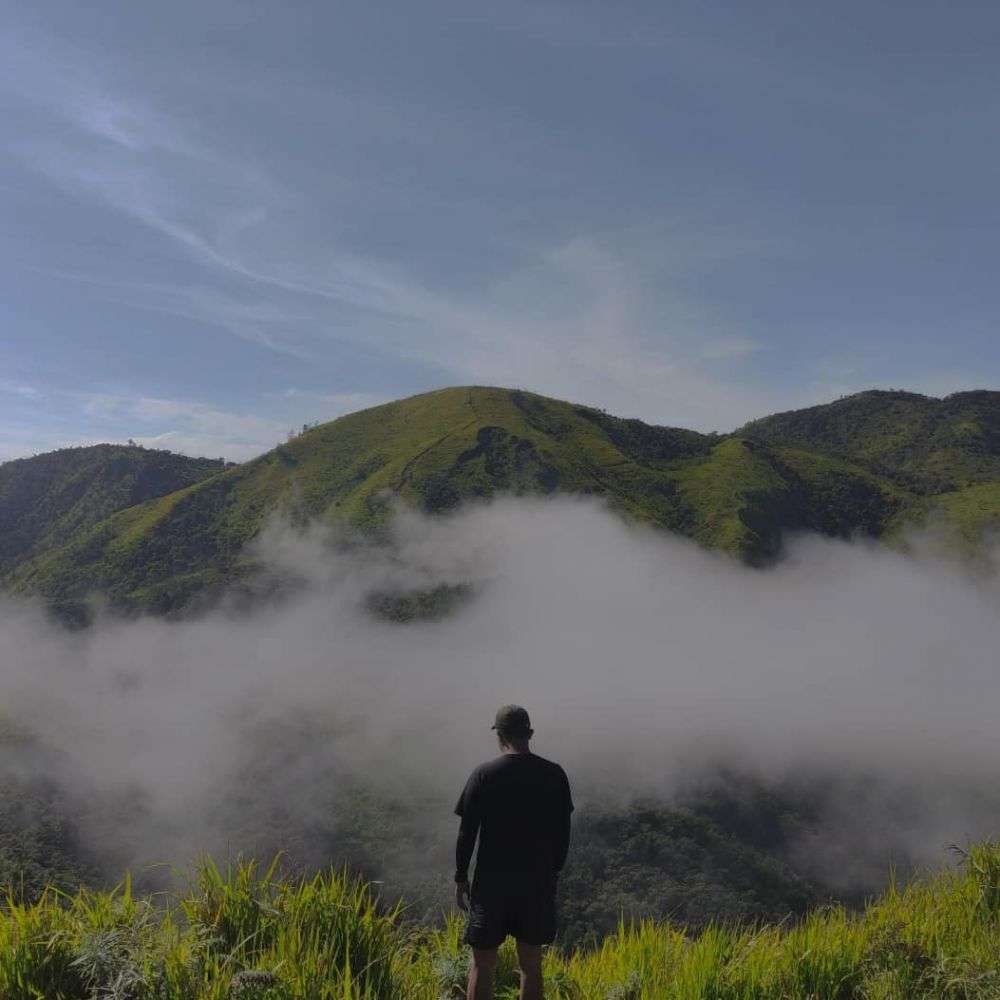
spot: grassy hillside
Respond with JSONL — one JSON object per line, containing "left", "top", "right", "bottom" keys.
{"left": 3, "top": 845, "right": 1000, "bottom": 999}
{"left": 884, "top": 482, "right": 1000, "bottom": 558}
{"left": 0, "top": 444, "right": 226, "bottom": 575}
{"left": 4, "top": 386, "right": 1000, "bottom": 616}
{"left": 3, "top": 387, "right": 911, "bottom": 615}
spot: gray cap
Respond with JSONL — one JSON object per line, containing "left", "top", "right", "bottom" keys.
{"left": 491, "top": 704, "right": 532, "bottom": 736}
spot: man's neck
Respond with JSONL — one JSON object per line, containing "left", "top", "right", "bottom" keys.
{"left": 503, "top": 744, "right": 531, "bottom": 755}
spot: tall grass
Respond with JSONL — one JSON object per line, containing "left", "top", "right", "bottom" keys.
{"left": 3, "top": 844, "right": 1000, "bottom": 999}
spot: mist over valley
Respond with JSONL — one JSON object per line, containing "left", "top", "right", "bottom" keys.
{"left": 4, "top": 388, "right": 1000, "bottom": 948}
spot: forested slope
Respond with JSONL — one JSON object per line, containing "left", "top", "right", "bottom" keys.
{"left": 0, "top": 444, "right": 225, "bottom": 574}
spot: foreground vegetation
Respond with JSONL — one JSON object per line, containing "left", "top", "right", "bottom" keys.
{"left": 4, "top": 845, "right": 1000, "bottom": 999}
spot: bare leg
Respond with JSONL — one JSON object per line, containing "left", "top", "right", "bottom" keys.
{"left": 467, "top": 947, "right": 498, "bottom": 1000}
{"left": 516, "top": 941, "right": 544, "bottom": 1000}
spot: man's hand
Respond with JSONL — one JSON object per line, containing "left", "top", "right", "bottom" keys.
{"left": 455, "top": 879, "right": 470, "bottom": 912}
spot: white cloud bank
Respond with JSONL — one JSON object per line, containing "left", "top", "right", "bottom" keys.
{"left": 1, "top": 499, "right": 999, "bottom": 894}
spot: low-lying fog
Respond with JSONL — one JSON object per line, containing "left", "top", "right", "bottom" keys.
{"left": 2, "top": 498, "right": 998, "bottom": 900}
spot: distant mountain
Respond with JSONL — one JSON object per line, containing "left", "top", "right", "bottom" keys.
{"left": 2, "top": 386, "right": 998, "bottom": 617}
{"left": 741, "top": 389, "right": 1000, "bottom": 492}
{"left": 0, "top": 444, "right": 226, "bottom": 576}
{"left": 742, "top": 388, "right": 1000, "bottom": 547}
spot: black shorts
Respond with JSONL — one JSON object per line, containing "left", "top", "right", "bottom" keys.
{"left": 464, "top": 871, "right": 558, "bottom": 949}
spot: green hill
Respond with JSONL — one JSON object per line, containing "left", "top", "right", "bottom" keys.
{"left": 2, "top": 385, "right": 999, "bottom": 616}
{"left": 0, "top": 444, "right": 226, "bottom": 576}
{"left": 0, "top": 387, "right": 906, "bottom": 615}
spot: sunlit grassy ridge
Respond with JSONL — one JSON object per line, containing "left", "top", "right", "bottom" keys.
{"left": 4, "top": 386, "right": 922, "bottom": 615}
{"left": 4, "top": 845, "right": 1000, "bottom": 999}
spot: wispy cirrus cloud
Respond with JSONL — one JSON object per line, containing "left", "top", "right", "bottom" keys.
{"left": 27, "top": 268, "right": 317, "bottom": 358}
{"left": 0, "top": 380, "right": 42, "bottom": 400}
{"left": 0, "top": 383, "right": 392, "bottom": 465}
{"left": 76, "top": 389, "right": 393, "bottom": 462}
{"left": 699, "top": 337, "right": 764, "bottom": 361}
{"left": 0, "top": 427, "right": 109, "bottom": 464}
{"left": 276, "top": 388, "right": 389, "bottom": 413}
{"left": 2, "top": 26, "right": 800, "bottom": 432}
{"left": 80, "top": 393, "right": 289, "bottom": 461}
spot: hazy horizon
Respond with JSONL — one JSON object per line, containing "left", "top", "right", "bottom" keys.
{"left": 4, "top": 381, "right": 997, "bottom": 466}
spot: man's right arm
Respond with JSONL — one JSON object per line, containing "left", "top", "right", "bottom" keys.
{"left": 455, "top": 816, "right": 479, "bottom": 884}
{"left": 553, "top": 767, "right": 574, "bottom": 874}
{"left": 454, "top": 769, "right": 482, "bottom": 884}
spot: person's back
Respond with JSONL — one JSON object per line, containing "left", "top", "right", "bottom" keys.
{"left": 459, "top": 751, "right": 570, "bottom": 877}
{"left": 454, "top": 705, "right": 573, "bottom": 1000}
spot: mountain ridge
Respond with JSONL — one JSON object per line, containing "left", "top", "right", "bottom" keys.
{"left": 2, "top": 385, "right": 998, "bottom": 617}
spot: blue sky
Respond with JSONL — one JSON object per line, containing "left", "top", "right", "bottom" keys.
{"left": 2, "top": 1, "right": 998, "bottom": 461}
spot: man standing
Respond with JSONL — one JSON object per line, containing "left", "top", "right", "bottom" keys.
{"left": 454, "top": 705, "right": 573, "bottom": 1000}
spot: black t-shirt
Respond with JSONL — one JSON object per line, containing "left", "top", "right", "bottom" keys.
{"left": 454, "top": 752, "right": 574, "bottom": 881}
